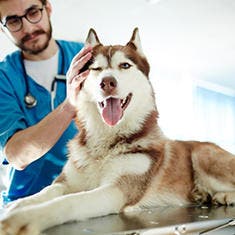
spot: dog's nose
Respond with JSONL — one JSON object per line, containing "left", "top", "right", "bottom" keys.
{"left": 100, "top": 76, "right": 117, "bottom": 93}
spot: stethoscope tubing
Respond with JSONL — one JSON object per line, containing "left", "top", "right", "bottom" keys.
{"left": 21, "top": 41, "right": 66, "bottom": 109}
{"left": 50, "top": 75, "right": 66, "bottom": 110}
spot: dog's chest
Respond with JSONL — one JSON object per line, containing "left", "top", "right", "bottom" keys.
{"left": 66, "top": 145, "right": 152, "bottom": 191}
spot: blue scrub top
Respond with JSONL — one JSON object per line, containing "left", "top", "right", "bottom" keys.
{"left": 0, "top": 40, "right": 84, "bottom": 204}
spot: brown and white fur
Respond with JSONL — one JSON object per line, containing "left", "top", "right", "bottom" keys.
{"left": 0, "top": 28, "right": 235, "bottom": 235}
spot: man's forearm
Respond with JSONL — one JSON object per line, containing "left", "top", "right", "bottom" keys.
{"left": 4, "top": 100, "right": 76, "bottom": 170}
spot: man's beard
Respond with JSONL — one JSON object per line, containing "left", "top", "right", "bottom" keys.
{"left": 16, "top": 22, "right": 52, "bottom": 55}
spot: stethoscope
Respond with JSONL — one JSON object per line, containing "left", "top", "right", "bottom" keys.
{"left": 22, "top": 42, "right": 66, "bottom": 109}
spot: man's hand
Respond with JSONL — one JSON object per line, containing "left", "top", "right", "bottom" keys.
{"left": 66, "top": 45, "right": 93, "bottom": 108}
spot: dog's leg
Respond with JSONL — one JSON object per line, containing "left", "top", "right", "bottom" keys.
{"left": 6, "top": 183, "right": 67, "bottom": 212}
{"left": 0, "top": 184, "right": 126, "bottom": 235}
{"left": 192, "top": 143, "right": 235, "bottom": 205}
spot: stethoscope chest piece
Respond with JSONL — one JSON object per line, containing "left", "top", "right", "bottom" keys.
{"left": 24, "top": 93, "right": 37, "bottom": 108}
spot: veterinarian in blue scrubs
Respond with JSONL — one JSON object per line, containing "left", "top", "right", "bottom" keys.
{"left": 0, "top": 0, "right": 92, "bottom": 204}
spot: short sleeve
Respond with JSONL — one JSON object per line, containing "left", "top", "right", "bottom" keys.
{"left": 0, "top": 70, "right": 27, "bottom": 164}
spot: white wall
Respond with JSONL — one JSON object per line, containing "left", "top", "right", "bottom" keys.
{"left": 1, "top": 0, "right": 235, "bottom": 90}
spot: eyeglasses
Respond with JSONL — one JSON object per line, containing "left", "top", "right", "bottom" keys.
{"left": 1, "top": 6, "right": 44, "bottom": 32}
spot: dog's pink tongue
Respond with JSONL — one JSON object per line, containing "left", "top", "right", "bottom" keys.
{"left": 102, "top": 98, "right": 122, "bottom": 126}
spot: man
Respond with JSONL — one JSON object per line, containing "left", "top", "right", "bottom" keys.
{"left": 0, "top": 0, "right": 92, "bottom": 204}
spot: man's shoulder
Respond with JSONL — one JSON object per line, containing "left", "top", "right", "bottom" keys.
{"left": 57, "top": 39, "right": 84, "bottom": 53}
{"left": 0, "top": 50, "right": 21, "bottom": 72}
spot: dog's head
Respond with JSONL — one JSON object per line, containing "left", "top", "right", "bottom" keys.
{"left": 78, "top": 28, "right": 156, "bottom": 128}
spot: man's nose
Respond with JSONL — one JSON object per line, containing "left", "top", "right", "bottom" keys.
{"left": 21, "top": 17, "right": 36, "bottom": 33}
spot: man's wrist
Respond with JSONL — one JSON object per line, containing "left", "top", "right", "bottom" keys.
{"left": 60, "top": 99, "right": 77, "bottom": 119}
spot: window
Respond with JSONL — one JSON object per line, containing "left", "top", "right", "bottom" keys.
{"left": 194, "top": 86, "right": 235, "bottom": 153}
{"left": 156, "top": 76, "right": 235, "bottom": 154}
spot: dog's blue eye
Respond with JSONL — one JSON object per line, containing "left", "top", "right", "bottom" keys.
{"left": 119, "top": 63, "right": 131, "bottom": 69}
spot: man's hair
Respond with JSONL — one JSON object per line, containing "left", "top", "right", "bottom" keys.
{"left": 0, "top": 0, "right": 48, "bottom": 20}
{"left": 41, "top": 0, "right": 47, "bottom": 5}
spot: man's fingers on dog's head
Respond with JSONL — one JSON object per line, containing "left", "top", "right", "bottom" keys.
{"left": 72, "top": 45, "right": 93, "bottom": 63}
{"left": 73, "top": 71, "right": 89, "bottom": 88}
{"left": 69, "top": 52, "right": 92, "bottom": 79}
{"left": 78, "top": 52, "right": 92, "bottom": 72}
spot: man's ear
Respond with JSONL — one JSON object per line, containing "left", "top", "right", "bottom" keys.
{"left": 45, "top": 1, "right": 53, "bottom": 16}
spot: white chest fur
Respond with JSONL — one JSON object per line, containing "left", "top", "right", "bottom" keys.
{"left": 64, "top": 148, "right": 152, "bottom": 193}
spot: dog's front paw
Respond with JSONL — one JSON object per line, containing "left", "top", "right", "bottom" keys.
{"left": 6, "top": 198, "right": 32, "bottom": 212}
{"left": 0, "top": 212, "right": 40, "bottom": 235}
{"left": 213, "top": 192, "right": 235, "bottom": 206}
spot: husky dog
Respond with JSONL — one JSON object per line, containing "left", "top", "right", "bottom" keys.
{"left": 0, "top": 28, "right": 235, "bottom": 235}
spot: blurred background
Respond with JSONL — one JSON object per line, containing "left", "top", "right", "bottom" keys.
{"left": 0, "top": 0, "right": 235, "bottom": 190}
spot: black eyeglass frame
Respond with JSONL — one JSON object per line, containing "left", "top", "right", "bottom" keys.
{"left": 0, "top": 6, "right": 45, "bottom": 32}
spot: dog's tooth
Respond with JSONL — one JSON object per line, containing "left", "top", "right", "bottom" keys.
{"left": 120, "top": 99, "right": 124, "bottom": 108}
{"left": 121, "top": 98, "right": 125, "bottom": 108}
{"left": 100, "top": 101, "right": 104, "bottom": 108}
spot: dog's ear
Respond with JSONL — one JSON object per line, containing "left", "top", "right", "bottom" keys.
{"left": 85, "top": 28, "right": 102, "bottom": 47}
{"left": 127, "top": 27, "right": 145, "bottom": 57}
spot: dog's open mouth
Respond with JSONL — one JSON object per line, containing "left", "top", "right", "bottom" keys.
{"left": 98, "top": 93, "right": 132, "bottom": 126}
